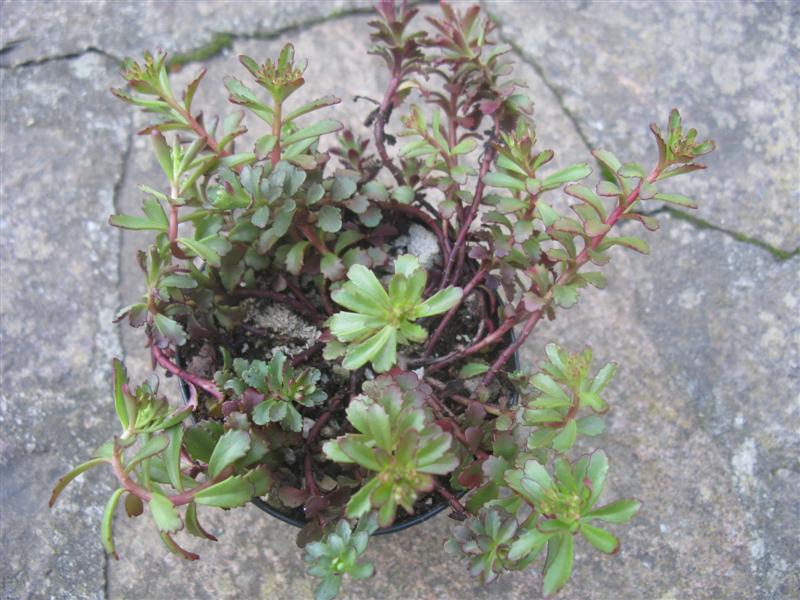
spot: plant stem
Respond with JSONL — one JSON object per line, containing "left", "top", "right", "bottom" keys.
{"left": 478, "top": 166, "right": 663, "bottom": 387}
{"left": 424, "top": 377, "right": 511, "bottom": 417}
{"left": 271, "top": 100, "right": 282, "bottom": 166}
{"left": 424, "top": 266, "right": 488, "bottom": 356}
{"left": 426, "top": 394, "right": 488, "bottom": 460}
{"left": 374, "top": 66, "right": 405, "bottom": 184}
{"left": 440, "top": 122, "right": 498, "bottom": 288}
{"left": 434, "top": 479, "right": 467, "bottom": 515}
{"left": 151, "top": 344, "right": 223, "bottom": 401}
{"left": 290, "top": 342, "right": 324, "bottom": 368}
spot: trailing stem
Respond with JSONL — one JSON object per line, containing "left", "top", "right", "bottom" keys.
{"left": 151, "top": 344, "right": 223, "bottom": 401}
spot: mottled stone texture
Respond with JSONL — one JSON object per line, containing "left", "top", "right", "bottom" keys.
{"left": 1, "top": 2, "right": 797, "bottom": 599}
{"left": 488, "top": 0, "right": 800, "bottom": 252}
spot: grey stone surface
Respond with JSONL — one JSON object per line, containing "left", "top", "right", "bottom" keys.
{"left": 0, "top": 0, "right": 369, "bottom": 67}
{"left": 488, "top": 0, "right": 800, "bottom": 252}
{"left": 1, "top": 2, "right": 798, "bottom": 600}
{"left": 0, "top": 53, "right": 129, "bottom": 598}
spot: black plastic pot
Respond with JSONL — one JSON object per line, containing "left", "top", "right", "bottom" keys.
{"left": 178, "top": 321, "right": 519, "bottom": 536}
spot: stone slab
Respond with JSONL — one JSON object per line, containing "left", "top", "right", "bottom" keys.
{"left": 2, "top": 2, "right": 797, "bottom": 599}
{"left": 0, "top": 53, "right": 130, "bottom": 599}
{"left": 488, "top": 0, "right": 800, "bottom": 252}
{"left": 0, "top": 0, "right": 369, "bottom": 67}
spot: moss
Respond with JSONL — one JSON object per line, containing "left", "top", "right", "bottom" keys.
{"left": 167, "top": 33, "right": 234, "bottom": 70}
{"left": 657, "top": 207, "right": 798, "bottom": 262}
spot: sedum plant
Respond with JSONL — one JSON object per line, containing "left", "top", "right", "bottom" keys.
{"left": 52, "top": 1, "right": 714, "bottom": 598}
{"left": 326, "top": 255, "right": 463, "bottom": 371}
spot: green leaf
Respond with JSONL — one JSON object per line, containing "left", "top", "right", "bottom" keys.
{"left": 101, "top": 488, "right": 126, "bottom": 558}
{"left": 363, "top": 181, "right": 388, "bottom": 202}
{"left": 150, "top": 132, "right": 174, "bottom": 181}
{"left": 184, "top": 502, "right": 218, "bottom": 541}
{"left": 586, "top": 498, "right": 641, "bottom": 523}
{"left": 450, "top": 137, "right": 477, "bottom": 155}
{"left": 618, "top": 162, "right": 646, "bottom": 178}
{"left": 484, "top": 172, "right": 525, "bottom": 191}
{"left": 153, "top": 314, "right": 187, "bottom": 346}
{"left": 653, "top": 192, "right": 697, "bottom": 208}
{"left": 552, "top": 284, "right": 579, "bottom": 308}
{"left": 331, "top": 176, "right": 357, "bottom": 201}
{"left": 149, "top": 492, "right": 182, "bottom": 533}
{"left": 49, "top": 457, "right": 109, "bottom": 507}
{"left": 552, "top": 420, "right": 577, "bottom": 452}
{"left": 345, "top": 478, "right": 379, "bottom": 519}
{"left": 285, "top": 240, "right": 310, "bottom": 275}
{"left": 208, "top": 430, "right": 250, "bottom": 478}
{"left": 342, "top": 325, "right": 394, "bottom": 371}
{"left": 415, "top": 286, "right": 463, "bottom": 318}
{"left": 284, "top": 95, "right": 340, "bottom": 122}
{"left": 598, "top": 236, "right": 650, "bottom": 254}
{"left": 320, "top": 252, "right": 345, "bottom": 280}
{"left": 591, "top": 362, "right": 617, "bottom": 393}
{"left": 314, "top": 574, "right": 342, "bottom": 600}
{"left": 112, "top": 358, "right": 129, "bottom": 430}
{"left": 126, "top": 435, "right": 169, "bottom": 471}
{"left": 459, "top": 362, "right": 489, "bottom": 379}
{"left": 586, "top": 450, "right": 609, "bottom": 504}
{"left": 592, "top": 149, "right": 622, "bottom": 173}
{"left": 318, "top": 206, "right": 342, "bottom": 233}
{"left": 177, "top": 237, "right": 221, "bottom": 267}
{"left": 165, "top": 425, "right": 184, "bottom": 491}
{"left": 282, "top": 119, "right": 342, "bottom": 145}
{"left": 508, "top": 527, "right": 550, "bottom": 561}
{"left": 392, "top": 185, "right": 415, "bottom": 204}
{"left": 542, "top": 163, "right": 592, "bottom": 190}
{"left": 576, "top": 415, "right": 605, "bottom": 436}
{"left": 564, "top": 184, "right": 607, "bottom": 220}
{"left": 580, "top": 523, "right": 619, "bottom": 554}
{"left": 193, "top": 475, "right": 254, "bottom": 508}
{"left": 542, "top": 534, "right": 573, "bottom": 596}
{"left": 531, "top": 374, "right": 570, "bottom": 404}
{"left": 343, "top": 265, "right": 390, "bottom": 308}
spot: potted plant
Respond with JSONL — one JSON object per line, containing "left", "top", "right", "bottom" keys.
{"left": 50, "top": 1, "right": 714, "bottom": 598}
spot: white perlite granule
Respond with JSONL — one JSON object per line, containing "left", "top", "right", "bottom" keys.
{"left": 406, "top": 223, "right": 440, "bottom": 268}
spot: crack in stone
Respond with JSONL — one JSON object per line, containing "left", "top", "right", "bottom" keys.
{"left": 0, "top": 3, "right": 382, "bottom": 72}
{"left": 485, "top": 6, "right": 797, "bottom": 263}
{"left": 645, "top": 206, "right": 799, "bottom": 262}
{"left": 166, "top": 4, "right": 382, "bottom": 69}
{"left": 0, "top": 46, "right": 121, "bottom": 70}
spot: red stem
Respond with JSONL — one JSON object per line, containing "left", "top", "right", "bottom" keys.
{"left": 478, "top": 166, "right": 663, "bottom": 387}
{"left": 151, "top": 344, "right": 223, "bottom": 401}
{"left": 441, "top": 122, "right": 498, "bottom": 288}
{"left": 374, "top": 67, "right": 405, "bottom": 185}
{"left": 434, "top": 479, "right": 466, "bottom": 514}
{"left": 424, "top": 266, "right": 488, "bottom": 357}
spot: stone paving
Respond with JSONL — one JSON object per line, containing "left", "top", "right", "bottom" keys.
{"left": 1, "top": 1, "right": 797, "bottom": 599}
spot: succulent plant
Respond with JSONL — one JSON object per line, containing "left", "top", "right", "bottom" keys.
{"left": 304, "top": 516, "right": 378, "bottom": 600}
{"left": 214, "top": 350, "right": 326, "bottom": 432}
{"left": 323, "top": 372, "right": 459, "bottom": 526}
{"left": 52, "top": 1, "right": 714, "bottom": 597}
{"left": 325, "top": 255, "right": 463, "bottom": 372}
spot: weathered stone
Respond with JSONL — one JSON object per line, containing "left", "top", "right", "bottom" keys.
{"left": 3, "top": 3, "right": 798, "bottom": 600}
{"left": 519, "top": 215, "right": 799, "bottom": 599}
{"left": 0, "top": 0, "right": 367, "bottom": 68}
{"left": 0, "top": 53, "right": 129, "bottom": 599}
{"left": 488, "top": 0, "right": 800, "bottom": 252}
